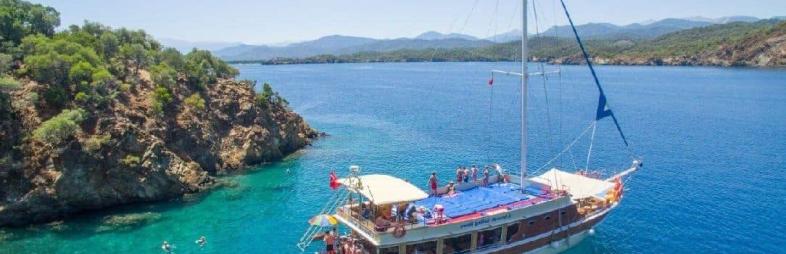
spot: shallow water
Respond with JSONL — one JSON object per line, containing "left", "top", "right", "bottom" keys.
{"left": 1, "top": 62, "right": 785, "bottom": 253}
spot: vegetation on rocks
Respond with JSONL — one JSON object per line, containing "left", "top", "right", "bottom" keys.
{"left": 0, "top": 0, "right": 317, "bottom": 226}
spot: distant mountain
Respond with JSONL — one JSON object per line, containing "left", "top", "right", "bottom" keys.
{"left": 215, "top": 34, "right": 493, "bottom": 61}
{"left": 484, "top": 29, "right": 522, "bottom": 42}
{"left": 685, "top": 16, "right": 759, "bottom": 24}
{"left": 540, "top": 16, "right": 761, "bottom": 40}
{"left": 415, "top": 31, "right": 478, "bottom": 40}
{"left": 158, "top": 38, "right": 243, "bottom": 53}
{"left": 243, "top": 19, "right": 786, "bottom": 68}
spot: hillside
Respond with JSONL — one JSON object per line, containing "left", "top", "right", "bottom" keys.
{"left": 241, "top": 20, "right": 786, "bottom": 67}
{"left": 215, "top": 35, "right": 495, "bottom": 61}
{"left": 0, "top": 0, "right": 317, "bottom": 226}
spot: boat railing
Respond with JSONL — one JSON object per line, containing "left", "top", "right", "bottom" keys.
{"left": 337, "top": 205, "right": 430, "bottom": 238}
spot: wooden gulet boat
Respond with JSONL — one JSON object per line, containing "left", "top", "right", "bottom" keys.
{"left": 297, "top": 1, "right": 643, "bottom": 253}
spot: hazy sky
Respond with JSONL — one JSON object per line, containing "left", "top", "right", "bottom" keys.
{"left": 31, "top": 0, "right": 785, "bottom": 45}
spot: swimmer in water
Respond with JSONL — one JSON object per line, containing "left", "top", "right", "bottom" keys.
{"left": 161, "top": 241, "right": 172, "bottom": 253}
{"left": 195, "top": 236, "right": 207, "bottom": 248}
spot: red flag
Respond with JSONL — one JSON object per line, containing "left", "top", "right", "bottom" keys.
{"left": 488, "top": 78, "right": 494, "bottom": 86}
{"left": 329, "top": 171, "right": 340, "bottom": 190}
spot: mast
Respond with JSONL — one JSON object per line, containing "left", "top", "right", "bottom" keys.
{"left": 520, "top": 0, "right": 528, "bottom": 189}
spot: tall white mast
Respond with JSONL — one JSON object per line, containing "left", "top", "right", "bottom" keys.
{"left": 520, "top": 0, "right": 529, "bottom": 188}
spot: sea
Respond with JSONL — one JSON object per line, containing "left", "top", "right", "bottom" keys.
{"left": 1, "top": 62, "right": 784, "bottom": 253}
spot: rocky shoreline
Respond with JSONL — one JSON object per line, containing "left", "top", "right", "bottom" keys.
{"left": 0, "top": 75, "right": 318, "bottom": 227}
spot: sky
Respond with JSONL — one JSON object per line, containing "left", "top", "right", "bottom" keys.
{"left": 31, "top": 0, "right": 786, "bottom": 45}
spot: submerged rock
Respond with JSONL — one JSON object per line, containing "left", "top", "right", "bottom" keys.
{"left": 95, "top": 212, "right": 162, "bottom": 233}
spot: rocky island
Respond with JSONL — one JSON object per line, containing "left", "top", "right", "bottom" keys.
{"left": 0, "top": 0, "right": 316, "bottom": 226}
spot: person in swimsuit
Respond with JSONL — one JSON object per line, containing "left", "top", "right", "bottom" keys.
{"left": 195, "top": 236, "right": 207, "bottom": 248}
{"left": 455, "top": 167, "right": 463, "bottom": 183}
{"left": 161, "top": 241, "right": 172, "bottom": 253}
{"left": 483, "top": 166, "right": 490, "bottom": 186}
{"left": 324, "top": 230, "right": 336, "bottom": 254}
{"left": 429, "top": 172, "right": 438, "bottom": 195}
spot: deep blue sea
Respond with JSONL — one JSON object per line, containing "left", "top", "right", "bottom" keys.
{"left": 1, "top": 62, "right": 785, "bottom": 253}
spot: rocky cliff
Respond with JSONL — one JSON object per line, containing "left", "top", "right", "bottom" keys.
{"left": 0, "top": 74, "right": 317, "bottom": 226}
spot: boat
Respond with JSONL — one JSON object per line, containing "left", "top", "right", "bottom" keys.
{"left": 297, "top": 1, "right": 643, "bottom": 253}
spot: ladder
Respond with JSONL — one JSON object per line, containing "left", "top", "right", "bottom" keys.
{"left": 296, "top": 187, "right": 350, "bottom": 251}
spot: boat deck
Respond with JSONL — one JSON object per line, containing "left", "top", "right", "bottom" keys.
{"left": 414, "top": 183, "right": 555, "bottom": 223}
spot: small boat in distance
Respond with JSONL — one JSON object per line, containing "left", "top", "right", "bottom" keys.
{"left": 297, "top": 1, "right": 643, "bottom": 253}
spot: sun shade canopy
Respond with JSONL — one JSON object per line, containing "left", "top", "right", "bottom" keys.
{"left": 338, "top": 174, "right": 429, "bottom": 205}
{"left": 532, "top": 169, "right": 614, "bottom": 199}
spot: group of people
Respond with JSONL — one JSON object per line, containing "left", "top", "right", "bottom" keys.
{"left": 428, "top": 164, "right": 507, "bottom": 196}
{"left": 161, "top": 236, "right": 206, "bottom": 253}
{"left": 323, "top": 229, "right": 366, "bottom": 254}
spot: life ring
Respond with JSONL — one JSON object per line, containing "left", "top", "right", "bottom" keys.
{"left": 393, "top": 224, "right": 406, "bottom": 238}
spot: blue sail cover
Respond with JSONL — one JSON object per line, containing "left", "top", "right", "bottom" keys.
{"left": 560, "top": 0, "right": 629, "bottom": 146}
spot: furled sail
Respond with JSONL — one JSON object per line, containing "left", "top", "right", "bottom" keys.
{"left": 560, "top": 0, "right": 629, "bottom": 146}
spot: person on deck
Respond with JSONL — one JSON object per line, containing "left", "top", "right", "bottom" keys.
{"left": 447, "top": 181, "right": 457, "bottom": 196}
{"left": 471, "top": 165, "right": 478, "bottom": 183}
{"left": 324, "top": 230, "right": 336, "bottom": 254}
{"left": 483, "top": 166, "right": 490, "bottom": 186}
{"left": 429, "top": 172, "right": 438, "bottom": 196}
{"left": 463, "top": 167, "right": 470, "bottom": 183}
{"left": 456, "top": 167, "right": 463, "bottom": 183}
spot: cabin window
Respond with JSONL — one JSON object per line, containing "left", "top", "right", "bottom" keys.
{"left": 477, "top": 227, "right": 502, "bottom": 250}
{"left": 380, "top": 246, "right": 399, "bottom": 254}
{"left": 545, "top": 216, "right": 551, "bottom": 220}
{"left": 406, "top": 240, "right": 437, "bottom": 254}
{"left": 443, "top": 234, "right": 471, "bottom": 254}
{"left": 506, "top": 223, "right": 522, "bottom": 243}
{"left": 528, "top": 220, "right": 535, "bottom": 225}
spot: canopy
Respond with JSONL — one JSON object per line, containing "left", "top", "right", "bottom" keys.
{"left": 532, "top": 169, "right": 614, "bottom": 199}
{"left": 337, "top": 174, "right": 429, "bottom": 205}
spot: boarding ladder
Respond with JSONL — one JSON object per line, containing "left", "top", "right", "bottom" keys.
{"left": 296, "top": 187, "right": 350, "bottom": 251}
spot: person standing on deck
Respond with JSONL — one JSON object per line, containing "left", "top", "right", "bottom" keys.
{"left": 429, "top": 172, "right": 438, "bottom": 196}
{"left": 471, "top": 165, "right": 478, "bottom": 183}
{"left": 463, "top": 167, "right": 470, "bottom": 183}
{"left": 455, "top": 166, "right": 463, "bottom": 183}
{"left": 324, "top": 230, "right": 336, "bottom": 254}
{"left": 483, "top": 166, "right": 490, "bottom": 186}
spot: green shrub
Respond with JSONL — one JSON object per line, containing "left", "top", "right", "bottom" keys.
{"left": 120, "top": 154, "right": 141, "bottom": 167}
{"left": 83, "top": 133, "right": 110, "bottom": 152}
{"left": 74, "top": 91, "right": 89, "bottom": 102}
{"left": 118, "top": 83, "right": 131, "bottom": 92}
{"left": 43, "top": 85, "right": 67, "bottom": 108}
{"left": 68, "top": 61, "right": 95, "bottom": 84}
{"left": 150, "top": 85, "right": 172, "bottom": 114}
{"left": 32, "top": 108, "right": 86, "bottom": 145}
{"left": 183, "top": 93, "right": 205, "bottom": 110}
{"left": 0, "top": 76, "right": 21, "bottom": 90}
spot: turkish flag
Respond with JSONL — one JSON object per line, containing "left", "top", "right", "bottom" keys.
{"left": 329, "top": 171, "right": 340, "bottom": 190}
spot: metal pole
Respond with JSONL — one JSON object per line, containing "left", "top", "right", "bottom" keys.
{"left": 520, "top": 0, "right": 529, "bottom": 190}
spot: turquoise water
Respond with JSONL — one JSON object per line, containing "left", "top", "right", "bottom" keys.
{"left": 1, "top": 62, "right": 785, "bottom": 253}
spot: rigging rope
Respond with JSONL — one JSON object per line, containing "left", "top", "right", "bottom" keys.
{"left": 530, "top": 121, "right": 595, "bottom": 176}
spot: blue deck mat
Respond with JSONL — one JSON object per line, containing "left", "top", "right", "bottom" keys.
{"left": 413, "top": 184, "right": 535, "bottom": 218}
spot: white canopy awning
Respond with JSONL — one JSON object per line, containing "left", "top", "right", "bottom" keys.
{"left": 532, "top": 169, "right": 614, "bottom": 199}
{"left": 337, "top": 174, "right": 428, "bottom": 205}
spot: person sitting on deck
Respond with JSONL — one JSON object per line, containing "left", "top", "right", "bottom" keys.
{"left": 360, "top": 202, "right": 372, "bottom": 219}
{"left": 374, "top": 216, "right": 392, "bottom": 232}
{"left": 428, "top": 172, "right": 438, "bottom": 196}
{"left": 446, "top": 181, "right": 457, "bottom": 196}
